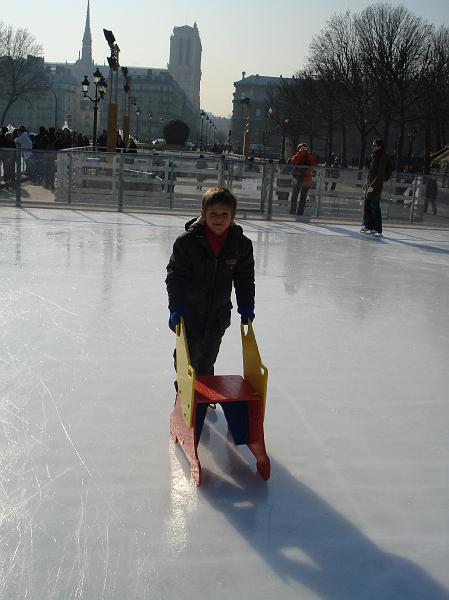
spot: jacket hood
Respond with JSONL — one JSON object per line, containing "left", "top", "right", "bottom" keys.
{"left": 185, "top": 216, "right": 203, "bottom": 231}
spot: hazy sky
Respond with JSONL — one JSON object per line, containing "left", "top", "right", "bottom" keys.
{"left": 2, "top": 0, "right": 448, "bottom": 117}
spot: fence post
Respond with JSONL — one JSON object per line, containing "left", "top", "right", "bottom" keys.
{"left": 266, "top": 162, "right": 274, "bottom": 220}
{"left": 218, "top": 155, "right": 225, "bottom": 186}
{"left": 409, "top": 175, "right": 419, "bottom": 224}
{"left": 118, "top": 152, "right": 124, "bottom": 212}
{"left": 169, "top": 161, "right": 174, "bottom": 209}
{"left": 260, "top": 162, "right": 268, "bottom": 214}
{"left": 15, "top": 148, "right": 22, "bottom": 207}
{"left": 67, "top": 152, "right": 73, "bottom": 204}
{"left": 316, "top": 166, "right": 323, "bottom": 218}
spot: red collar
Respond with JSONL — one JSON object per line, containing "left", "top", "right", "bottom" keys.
{"left": 205, "top": 224, "right": 230, "bottom": 256}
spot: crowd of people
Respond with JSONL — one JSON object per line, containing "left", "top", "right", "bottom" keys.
{"left": 0, "top": 125, "right": 141, "bottom": 190}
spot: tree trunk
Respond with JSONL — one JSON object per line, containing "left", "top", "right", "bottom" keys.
{"left": 424, "top": 120, "right": 432, "bottom": 174}
{"left": 340, "top": 124, "right": 347, "bottom": 167}
{"left": 383, "top": 116, "right": 392, "bottom": 150}
{"left": 358, "top": 129, "right": 368, "bottom": 169}
{"left": 327, "top": 122, "right": 334, "bottom": 164}
{"left": 1, "top": 99, "right": 16, "bottom": 126}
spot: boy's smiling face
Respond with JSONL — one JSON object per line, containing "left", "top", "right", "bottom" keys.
{"left": 202, "top": 202, "right": 235, "bottom": 235}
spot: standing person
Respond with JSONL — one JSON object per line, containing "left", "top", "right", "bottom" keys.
{"left": 423, "top": 176, "right": 438, "bottom": 216}
{"left": 14, "top": 125, "right": 33, "bottom": 177}
{"left": 166, "top": 186, "right": 255, "bottom": 443}
{"left": 195, "top": 154, "right": 207, "bottom": 190}
{"left": 126, "top": 138, "right": 138, "bottom": 153}
{"left": 361, "top": 138, "right": 388, "bottom": 236}
{"left": 2, "top": 132, "right": 16, "bottom": 187}
{"left": 288, "top": 143, "right": 318, "bottom": 215}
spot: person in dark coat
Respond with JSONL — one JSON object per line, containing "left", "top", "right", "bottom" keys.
{"left": 361, "top": 138, "right": 388, "bottom": 236}
{"left": 423, "top": 176, "right": 438, "bottom": 216}
{"left": 166, "top": 186, "right": 255, "bottom": 443}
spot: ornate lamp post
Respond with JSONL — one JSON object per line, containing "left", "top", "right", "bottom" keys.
{"left": 121, "top": 66, "right": 131, "bottom": 145}
{"left": 200, "top": 110, "right": 205, "bottom": 150}
{"left": 135, "top": 106, "right": 141, "bottom": 140}
{"left": 407, "top": 127, "right": 418, "bottom": 172}
{"left": 160, "top": 116, "right": 165, "bottom": 139}
{"left": 281, "top": 117, "right": 289, "bottom": 161}
{"left": 148, "top": 111, "right": 152, "bottom": 143}
{"left": 205, "top": 114, "right": 210, "bottom": 149}
{"left": 81, "top": 68, "right": 107, "bottom": 146}
{"left": 240, "top": 96, "right": 251, "bottom": 157}
{"left": 103, "top": 28, "right": 120, "bottom": 152}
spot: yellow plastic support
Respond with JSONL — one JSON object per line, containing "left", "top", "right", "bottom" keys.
{"left": 241, "top": 321, "right": 268, "bottom": 419}
{"left": 176, "top": 318, "right": 196, "bottom": 427}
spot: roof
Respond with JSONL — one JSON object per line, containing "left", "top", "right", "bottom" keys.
{"left": 234, "top": 74, "right": 293, "bottom": 86}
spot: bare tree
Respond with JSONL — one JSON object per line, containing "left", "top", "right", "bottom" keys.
{"left": 309, "top": 11, "right": 379, "bottom": 168}
{"left": 355, "top": 4, "right": 434, "bottom": 169}
{"left": 415, "top": 26, "right": 449, "bottom": 172}
{"left": 268, "top": 71, "right": 330, "bottom": 156}
{"left": 0, "top": 22, "right": 47, "bottom": 124}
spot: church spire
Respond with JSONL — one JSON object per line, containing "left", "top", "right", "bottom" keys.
{"left": 81, "top": 0, "right": 93, "bottom": 65}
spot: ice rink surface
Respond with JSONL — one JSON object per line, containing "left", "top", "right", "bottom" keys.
{"left": 1, "top": 206, "right": 449, "bottom": 600}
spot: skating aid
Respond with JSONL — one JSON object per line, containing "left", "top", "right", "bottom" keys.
{"left": 170, "top": 318, "right": 270, "bottom": 486}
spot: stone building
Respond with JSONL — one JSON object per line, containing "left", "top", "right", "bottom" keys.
{"left": 1, "top": 1, "right": 201, "bottom": 141}
{"left": 231, "top": 72, "right": 292, "bottom": 157}
{"left": 168, "top": 23, "right": 202, "bottom": 112}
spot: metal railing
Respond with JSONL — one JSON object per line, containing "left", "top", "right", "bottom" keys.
{"left": 1, "top": 147, "right": 448, "bottom": 225}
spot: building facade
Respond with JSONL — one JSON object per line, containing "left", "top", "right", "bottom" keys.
{"left": 231, "top": 73, "right": 292, "bottom": 157}
{"left": 1, "top": 1, "right": 200, "bottom": 142}
{"left": 168, "top": 23, "right": 202, "bottom": 112}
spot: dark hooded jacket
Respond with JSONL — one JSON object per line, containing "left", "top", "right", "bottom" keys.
{"left": 166, "top": 217, "right": 255, "bottom": 336}
{"left": 366, "top": 148, "right": 388, "bottom": 192}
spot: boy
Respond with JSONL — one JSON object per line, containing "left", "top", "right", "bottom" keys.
{"left": 166, "top": 186, "right": 255, "bottom": 442}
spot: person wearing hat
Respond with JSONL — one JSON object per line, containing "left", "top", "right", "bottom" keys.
{"left": 287, "top": 143, "right": 318, "bottom": 215}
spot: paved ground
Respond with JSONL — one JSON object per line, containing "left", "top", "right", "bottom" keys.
{"left": 1, "top": 207, "right": 449, "bottom": 599}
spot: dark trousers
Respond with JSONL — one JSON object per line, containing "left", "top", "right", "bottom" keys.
{"left": 363, "top": 190, "right": 382, "bottom": 233}
{"left": 290, "top": 184, "right": 310, "bottom": 215}
{"left": 174, "top": 328, "right": 249, "bottom": 445}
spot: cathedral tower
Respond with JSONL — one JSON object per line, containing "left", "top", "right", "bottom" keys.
{"left": 81, "top": 0, "right": 93, "bottom": 67}
{"left": 168, "top": 23, "right": 202, "bottom": 111}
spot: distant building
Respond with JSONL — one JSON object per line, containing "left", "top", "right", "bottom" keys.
{"left": 2, "top": 1, "right": 200, "bottom": 141}
{"left": 168, "top": 23, "right": 202, "bottom": 112}
{"left": 97, "top": 67, "right": 198, "bottom": 142}
{"left": 231, "top": 72, "right": 292, "bottom": 157}
{"left": 0, "top": 57, "right": 78, "bottom": 132}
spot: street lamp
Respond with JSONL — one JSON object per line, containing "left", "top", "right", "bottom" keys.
{"left": 240, "top": 96, "right": 251, "bottom": 157}
{"left": 135, "top": 106, "right": 141, "bottom": 140}
{"left": 407, "top": 127, "right": 418, "bottom": 172}
{"left": 205, "top": 114, "right": 210, "bottom": 149}
{"left": 44, "top": 84, "right": 58, "bottom": 128}
{"left": 148, "top": 111, "right": 152, "bottom": 142}
{"left": 200, "top": 110, "right": 205, "bottom": 150}
{"left": 81, "top": 68, "right": 108, "bottom": 146}
{"left": 103, "top": 28, "right": 120, "bottom": 152}
{"left": 121, "top": 66, "right": 131, "bottom": 144}
{"left": 160, "top": 116, "right": 165, "bottom": 139}
{"left": 281, "top": 117, "right": 289, "bottom": 161}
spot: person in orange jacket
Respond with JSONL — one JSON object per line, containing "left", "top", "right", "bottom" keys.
{"left": 288, "top": 143, "right": 318, "bottom": 215}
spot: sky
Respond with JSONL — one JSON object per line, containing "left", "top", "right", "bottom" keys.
{"left": 2, "top": 0, "right": 448, "bottom": 117}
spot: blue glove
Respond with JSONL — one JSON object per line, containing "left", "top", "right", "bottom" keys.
{"left": 169, "top": 308, "right": 187, "bottom": 327}
{"left": 238, "top": 307, "right": 255, "bottom": 324}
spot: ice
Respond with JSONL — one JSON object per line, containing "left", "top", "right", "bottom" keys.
{"left": 1, "top": 206, "right": 449, "bottom": 599}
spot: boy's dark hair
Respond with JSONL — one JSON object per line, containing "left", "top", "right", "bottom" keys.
{"left": 373, "top": 138, "right": 384, "bottom": 149}
{"left": 201, "top": 187, "right": 237, "bottom": 213}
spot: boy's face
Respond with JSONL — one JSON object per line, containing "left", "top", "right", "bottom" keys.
{"left": 202, "top": 202, "right": 235, "bottom": 235}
